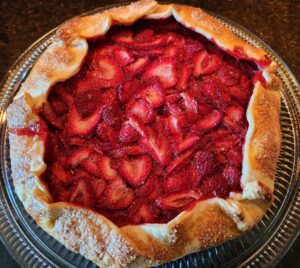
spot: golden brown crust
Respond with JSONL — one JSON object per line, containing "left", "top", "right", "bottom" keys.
{"left": 169, "top": 4, "right": 267, "bottom": 62}
{"left": 241, "top": 84, "right": 281, "bottom": 198}
{"left": 6, "top": 1, "right": 281, "bottom": 267}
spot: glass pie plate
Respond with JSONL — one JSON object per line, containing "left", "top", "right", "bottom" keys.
{"left": 0, "top": 4, "right": 299, "bottom": 268}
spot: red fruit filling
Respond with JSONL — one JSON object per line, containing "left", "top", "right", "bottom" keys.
{"left": 15, "top": 18, "right": 266, "bottom": 227}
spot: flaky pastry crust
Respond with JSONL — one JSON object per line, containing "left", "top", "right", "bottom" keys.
{"left": 7, "top": 1, "right": 281, "bottom": 267}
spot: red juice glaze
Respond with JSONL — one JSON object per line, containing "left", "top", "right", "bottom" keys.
{"left": 28, "top": 18, "right": 261, "bottom": 226}
{"left": 9, "top": 120, "right": 48, "bottom": 138}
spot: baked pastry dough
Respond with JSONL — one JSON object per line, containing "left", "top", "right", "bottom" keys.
{"left": 7, "top": 1, "right": 281, "bottom": 267}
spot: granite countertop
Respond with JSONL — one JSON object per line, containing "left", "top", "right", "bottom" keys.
{"left": 0, "top": 0, "right": 299, "bottom": 267}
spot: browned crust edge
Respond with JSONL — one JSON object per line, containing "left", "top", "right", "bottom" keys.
{"left": 6, "top": 1, "right": 281, "bottom": 267}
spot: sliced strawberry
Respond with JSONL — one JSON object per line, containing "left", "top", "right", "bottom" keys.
{"left": 50, "top": 162, "right": 72, "bottom": 185}
{"left": 97, "top": 122, "right": 119, "bottom": 143}
{"left": 137, "top": 81, "right": 165, "bottom": 108}
{"left": 194, "top": 151, "right": 215, "bottom": 178}
{"left": 216, "top": 152, "right": 228, "bottom": 164}
{"left": 114, "top": 30, "right": 164, "bottom": 49}
{"left": 118, "top": 155, "right": 152, "bottom": 188}
{"left": 143, "top": 58, "right": 178, "bottom": 88}
{"left": 132, "top": 35, "right": 165, "bottom": 49}
{"left": 218, "top": 65, "right": 241, "bottom": 86}
{"left": 67, "top": 105, "right": 102, "bottom": 135}
{"left": 194, "top": 51, "right": 222, "bottom": 76}
{"left": 164, "top": 165, "right": 200, "bottom": 193}
{"left": 166, "top": 148, "right": 195, "bottom": 176}
{"left": 138, "top": 117, "right": 172, "bottom": 165}
{"left": 93, "top": 140, "right": 119, "bottom": 154}
{"left": 75, "top": 79, "right": 95, "bottom": 95}
{"left": 214, "top": 134, "right": 241, "bottom": 153}
{"left": 200, "top": 175, "right": 230, "bottom": 198}
{"left": 227, "top": 148, "right": 243, "bottom": 167}
{"left": 165, "top": 87, "right": 179, "bottom": 95}
{"left": 163, "top": 46, "right": 179, "bottom": 57}
{"left": 70, "top": 180, "right": 94, "bottom": 207}
{"left": 102, "top": 102, "right": 121, "bottom": 128}
{"left": 166, "top": 101, "right": 185, "bottom": 116}
{"left": 176, "top": 134, "right": 200, "bottom": 153}
{"left": 71, "top": 169, "right": 90, "bottom": 180}
{"left": 68, "top": 147, "right": 93, "bottom": 167}
{"left": 81, "top": 153, "right": 102, "bottom": 176}
{"left": 126, "top": 99, "right": 155, "bottom": 124}
{"left": 224, "top": 106, "right": 244, "bottom": 123}
{"left": 128, "top": 116, "right": 149, "bottom": 138}
{"left": 197, "top": 102, "right": 213, "bottom": 115}
{"left": 93, "top": 45, "right": 115, "bottom": 57}
{"left": 223, "top": 116, "right": 244, "bottom": 133}
{"left": 91, "top": 179, "right": 107, "bottom": 198}
{"left": 94, "top": 45, "right": 134, "bottom": 66}
{"left": 119, "top": 121, "right": 139, "bottom": 144}
{"left": 156, "top": 190, "right": 200, "bottom": 210}
{"left": 161, "top": 32, "right": 185, "bottom": 46}
{"left": 40, "top": 102, "right": 64, "bottom": 129}
{"left": 118, "top": 121, "right": 139, "bottom": 144}
{"left": 164, "top": 172, "right": 189, "bottom": 193}
{"left": 133, "top": 48, "right": 163, "bottom": 58}
{"left": 109, "top": 148, "right": 126, "bottom": 160}
{"left": 166, "top": 114, "right": 184, "bottom": 135}
{"left": 223, "top": 109, "right": 244, "bottom": 133}
{"left": 112, "top": 30, "right": 134, "bottom": 43}
{"left": 176, "top": 65, "right": 192, "bottom": 90}
{"left": 228, "top": 85, "right": 247, "bottom": 104}
{"left": 126, "top": 57, "right": 150, "bottom": 76}
{"left": 180, "top": 92, "right": 198, "bottom": 123}
{"left": 135, "top": 29, "right": 154, "bottom": 42}
{"left": 185, "top": 39, "right": 204, "bottom": 57}
{"left": 89, "top": 56, "right": 124, "bottom": 88}
{"left": 155, "top": 115, "right": 167, "bottom": 133}
{"left": 211, "top": 128, "right": 232, "bottom": 140}
{"left": 114, "top": 47, "right": 134, "bottom": 66}
{"left": 218, "top": 87, "right": 232, "bottom": 106}
{"left": 75, "top": 89, "right": 101, "bottom": 118}
{"left": 166, "top": 92, "right": 181, "bottom": 102}
{"left": 194, "top": 110, "right": 222, "bottom": 131}
{"left": 98, "top": 155, "right": 119, "bottom": 181}
{"left": 100, "top": 180, "right": 135, "bottom": 209}
{"left": 223, "top": 165, "right": 241, "bottom": 191}
{"left": 136, "top": 175, "right": 162, "bottom": 200}
{"left": 240, "top": 75, "right": 252, "bottom": 91}
{"left": 118, "top": 79, "right": 141, "bottom": 103}
{"left": 123, "top": 144, "right": 145, "bottom": 155}
{"left": 131, "top": 201, "right": 159, "bottom": 224}
{"left": 187, "top": 78, "right": 204, "bottom": 101}
{"left": 140, "top": 129, "right": 171, "bottom": 165}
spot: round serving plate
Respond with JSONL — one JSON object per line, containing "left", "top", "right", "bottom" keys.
{"left": 0, "top": 3, "right": 299, "bottom": 268}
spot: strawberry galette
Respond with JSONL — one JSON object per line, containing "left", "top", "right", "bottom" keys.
{"left": 7, "top": 1, "right": 281, "bottom": 267}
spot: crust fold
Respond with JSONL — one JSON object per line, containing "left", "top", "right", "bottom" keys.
{"left": 6, "top": 1, "right": 281, "bottom": 267}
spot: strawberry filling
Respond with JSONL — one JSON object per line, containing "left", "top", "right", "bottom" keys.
{"left": 18, "top": 18, "right": 264, "bottom": 226}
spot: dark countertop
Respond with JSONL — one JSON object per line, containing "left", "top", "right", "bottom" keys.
{"left": 0, "top": 0, "right": 299, "bottom": 267}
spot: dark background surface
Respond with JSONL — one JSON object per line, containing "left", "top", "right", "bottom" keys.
{"left": 0, "top": 0, "right": 299, "bottom": 267}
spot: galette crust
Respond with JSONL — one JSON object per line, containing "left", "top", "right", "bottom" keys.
{"left": 6, "top": 1, "right": 281, "bottom": 267}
